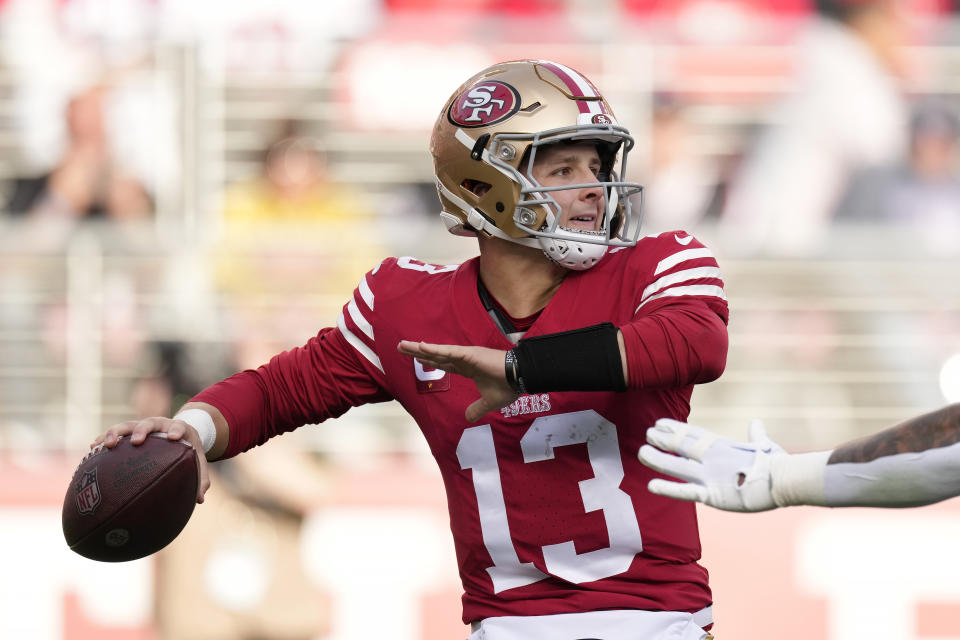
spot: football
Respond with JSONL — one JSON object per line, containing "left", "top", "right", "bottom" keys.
{"left": 62, "top": 433, "right": 199, "bottom": 562}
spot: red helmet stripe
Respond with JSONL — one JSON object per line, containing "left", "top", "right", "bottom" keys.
{"left": 537, "top": 60, "right": 608, "bottom": 116}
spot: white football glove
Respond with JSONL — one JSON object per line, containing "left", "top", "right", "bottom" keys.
{"left": 638, "top": 418, "right": 787, "bottom": 512}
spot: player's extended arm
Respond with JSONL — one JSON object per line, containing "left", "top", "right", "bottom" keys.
{"left": 398, "top": 324, "right": 632, "bottom": 423}
{"left": 638, "top": 404, "right": 960, "bottom": 511}
{"left": 399, "top": 302, "right": 727, "bottom": 423}
{"left": 93, "top": 327, "right": 388, "bottom": 502}
{"left": 187, "top": 328, "right": 390, "bottom": 458}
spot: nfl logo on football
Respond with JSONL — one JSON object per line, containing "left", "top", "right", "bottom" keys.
{"left": 76, "top": 468, "right": 101, "bottom": 514}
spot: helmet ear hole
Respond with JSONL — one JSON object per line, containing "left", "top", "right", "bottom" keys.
{"left": 461, "top": 180, "right": 492, "bottom": 198}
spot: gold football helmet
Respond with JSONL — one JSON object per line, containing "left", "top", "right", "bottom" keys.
{"left": 430, "top": 59, "right": 643, "bottom": 270}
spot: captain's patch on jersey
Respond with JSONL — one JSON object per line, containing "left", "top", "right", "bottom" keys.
{"left": 414, "top": 360, "right": 450, "bottom": 393}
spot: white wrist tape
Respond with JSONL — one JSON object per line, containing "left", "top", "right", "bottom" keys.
{"left": 770, "top": 450, "right": 831, "bottom": 507}
{"left": 173, "top": 409, "right": 217, "bottom": 454}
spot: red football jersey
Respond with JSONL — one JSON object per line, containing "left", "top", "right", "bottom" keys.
{"left": 194, "top": 231, "right": 728, "bottom": 623}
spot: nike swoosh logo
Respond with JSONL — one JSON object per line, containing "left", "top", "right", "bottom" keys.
{"left": 674, "top": 233, "right": 693, "bottom": 245}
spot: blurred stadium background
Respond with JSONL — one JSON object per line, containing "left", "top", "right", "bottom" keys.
{"left": 2, "top": 0, "right": 960, "bottom": 639}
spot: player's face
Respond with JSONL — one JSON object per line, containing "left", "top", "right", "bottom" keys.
{"left": 529, "top": 142, "right": 605, "bottom": 233}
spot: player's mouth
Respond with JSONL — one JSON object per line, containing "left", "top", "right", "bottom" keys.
{"left": 562, "top": 213, "right": 599, "bottom": 232}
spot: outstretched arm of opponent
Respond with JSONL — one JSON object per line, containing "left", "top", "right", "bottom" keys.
{"left": 638, "top": 404, "right": 960, "bottom": 511}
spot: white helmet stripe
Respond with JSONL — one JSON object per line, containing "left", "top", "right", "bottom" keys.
{"left": 536, "top": 60, "right": 607, "bottom": 116}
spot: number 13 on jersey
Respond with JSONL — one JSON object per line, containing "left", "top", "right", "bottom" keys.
{"left": 456, "top": 410, "right": 644, "bottom": 593}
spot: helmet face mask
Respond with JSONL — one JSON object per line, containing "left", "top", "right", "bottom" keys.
{"left": 431, "top": 59, "right": 644, "bottom": 270}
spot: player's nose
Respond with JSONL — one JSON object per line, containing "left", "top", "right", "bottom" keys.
{"left": 579, "top": 178, "right": 604, "bottom": 200}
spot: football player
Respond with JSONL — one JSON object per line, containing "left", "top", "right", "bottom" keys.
{"left": 94, "top": 59, "right": 728, "bottom": 640}
{"left": 639, "top": 403, "right": 960, "bottom": 511}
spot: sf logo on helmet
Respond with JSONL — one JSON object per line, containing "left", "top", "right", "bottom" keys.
{"left": 448, "top": 81, "right": 520, "bottom": 128}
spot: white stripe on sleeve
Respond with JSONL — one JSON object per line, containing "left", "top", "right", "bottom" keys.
{"left": 640, "top": 267, "right": 723, "bottom": 304}
{"left": 635, "top": 285, "right": 727, "bottom": 313}
{"left": 337, "top": 311, "right": 384, "bottom": 373}
{"left": 358, "top": 276, "right": 374, "bottom": 310}
{"left": 654, "top": 248, "right": 714, "bottom": 276}
{"left": 347, "top": 298, "right": 374, "bottom": 341}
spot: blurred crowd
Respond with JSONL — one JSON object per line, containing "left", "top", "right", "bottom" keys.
{"left": 1, "top": 0, "right": 957, "bottom": 242}
{"left": 0, "top": 2, "right": 956, "bottom": 431}
{"left": 0, "top": 0, "right": 957, "bottom": 441}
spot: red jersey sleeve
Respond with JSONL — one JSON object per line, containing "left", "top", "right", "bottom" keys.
{"left": 619, "top": 232, "right": 729, "bottom": 389}
{"left": 191, "top": 326, "right": 392, "bottom": 458}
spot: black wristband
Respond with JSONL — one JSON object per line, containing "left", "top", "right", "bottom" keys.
{"left": 512, "top": 322, "right": 626, "bottom": 393}
{"left": 503, "top": 349, "right": 526, "bottom": 395}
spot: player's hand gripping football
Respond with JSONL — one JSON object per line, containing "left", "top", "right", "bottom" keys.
{"left": 91, "top": 417, "right": 211, "bottom": 504}
{"left": 638, "top": 418, "right": 786, "bottom": 512}
{"left": 397, "top": 341, "right": 517, "bottom": 423}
